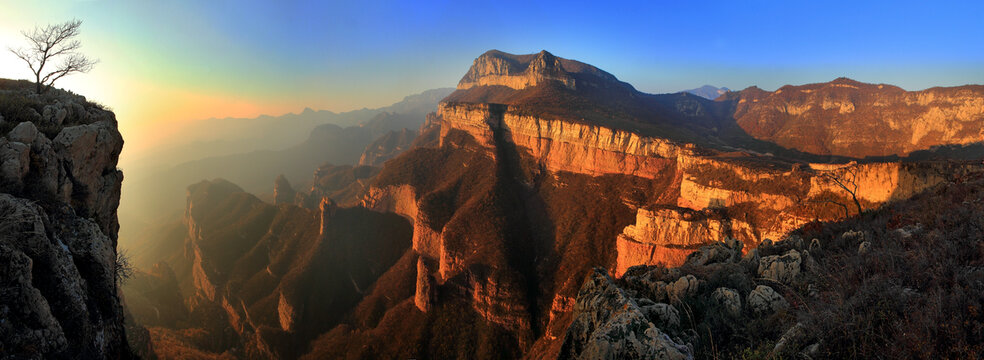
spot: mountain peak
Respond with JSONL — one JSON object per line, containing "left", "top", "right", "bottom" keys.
{"left": 830, "top": 77, "right": 863, "bottom": 86}
{"left": 683, "top": 85, "right": 731, "bottom": 100}
{"left": 457, "top": 49, "right": 620, "bottom": 91}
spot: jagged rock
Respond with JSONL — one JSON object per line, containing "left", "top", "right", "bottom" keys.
{"left": 414, "top": 256, "right": 434, "bottom": 312}
{"left": 52, "top": 121, "right": 124, "bottom": 238}
{"left": 0, "top": 242, "right": 68, "bottom": 355}
{"left": 725, "top": 237, "right": 743, "bottom": 255}
{"left": 8, "top": 121, "right": 38, "bottom": 144}
{"left": 858, "top": 241, "right": 872, "bottom": 255}
{"left": 758, "top": 249, "right": 802, "bottom": 284}
{"left": 0, "top": 193, "right": 126, "bottom": 358}
{"left": 42, "top": 103, "right": 68, "bottom": 126}
{"left": 319, "top": 196, "right": 337, "bottom": 236}
{"left": 278, "top": 289, "right": 298, "bottom": 332}
{"left": 561, "top": 268, "right": 693, "bottom": 360}
{"left": 0, "top": 138, "right": 30, "bottom": 188}
{"left": 683, "top": 242, "right": 733, "bottom": 266}
{"left": 770, "top": 322, "right": 806, "bottom": 357}
{"left": 0, "top": 90, "right": 129, "bottom": 358}
{"left": 273, "top": 174, "right": 296, "bottom": 205}
{"left": 640, "top": 303, "right": 681, "bottom": 328}
{"left": 809, "top": 238, "right": 822, "bottom": 252}
{"left": 747, "top": 285, "right": 789, "bottom": 315}
{"left": 841, "top": 230, "right": 864, "bottom": 242}
{"left": 712, "top": 288, "right": 742, "bottom": 317}
{"left": 667, "top": 275, "right": 699, "bottom": 300}
{"left": 782, "top": 235, "right": 805, "bottom": 249}
{"left": 742, "top": 248, "right": 760, "bottom": 266}
{"left": 632, "top": 274, "right": 669, "bottom": 303}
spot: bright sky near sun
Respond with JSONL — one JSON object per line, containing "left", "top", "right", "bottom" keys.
{"left": 2, "top": 0, "right": 984, "bottom": 163}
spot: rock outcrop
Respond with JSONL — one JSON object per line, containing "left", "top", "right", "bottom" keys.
{"left": 339, "top": 50, "right": 984, "bottom": 358}
{"left": 566, "top": 171, "right": 984, "bottom": 359}
{"left": 358, "top": 128, "right": 417, "bottom": 167}
{"left": 730, "top": 78, "right": 984, "bottom": 157}
{"left": 0, "top": 83, "right": 129, "bottom": 358}
{"left": 273, "top": 174, "right": 297, "bottom": 205}
{"left": 458, "top": 50, "right": 626, "bottom": 91}
{"left": 560, "top": 268, "right": 693, "bottom": 360}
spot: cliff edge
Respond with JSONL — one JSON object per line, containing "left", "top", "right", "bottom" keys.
{"left": 0, "top": 79, "right": 130, "bottom": 358}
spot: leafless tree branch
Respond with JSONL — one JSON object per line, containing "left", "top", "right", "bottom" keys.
{"left": 7, "top": 19, "right": 97, "bottom": 94}
{"left": 820, "top": 169, "right": 863, "bottom": 216}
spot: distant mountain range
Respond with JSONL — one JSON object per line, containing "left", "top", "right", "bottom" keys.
{"left": 118, "top": 88, "right": 452, "bottom": 232}
{"left": 682, "top": 84, "right": 730, "bottom": 99}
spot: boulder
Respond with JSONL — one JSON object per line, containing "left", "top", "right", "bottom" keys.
{"left": 0, "top": 138, "right": 30, "bottom": 188}
{"left": 712, "top": 287, "right": 742, "bottom": 317}
{"left": 8, "top": 121, "right": 39, "bottom": 144}
{"left": 640, "top": 303, "right": 681, "bottom": 328}
{"left": 758, "top": 249, "right": 802, "bottom": 284}
{"left": 42, "top": 103, "right": 68, "bottom": 127}
{"left": 560, "top": 268, "right": 693, "bottom": 360}
{"left": 858, "top": 241, "right": 872, "bottom": 255}
{"left": 747, "top": 285, "right": 789, "bottom": 315}
{"left": 684, "top": 242, "right": 733, "bottom": 266}
{"left": 667, "top": 275, "right": 699, "bottom": 300}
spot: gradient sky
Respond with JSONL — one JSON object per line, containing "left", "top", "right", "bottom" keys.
{"left": 2, "top": 0, "right": 984, "bottom": 162}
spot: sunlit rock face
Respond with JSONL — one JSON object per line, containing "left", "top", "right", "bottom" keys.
{"left": 731, "top": 78, "right": 984, "bottom": 157}
{"left": 340, "top": 50, "right": 984, "bottom": 359}
{"left": 458, "top": 50, "right": 623, "bottom": 91}
{"left": 0, "top": 85, "right": 129, "bottom": 358}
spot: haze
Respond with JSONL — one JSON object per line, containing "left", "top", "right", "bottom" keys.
{"left": 2, "top": 0, "right": 983, "bottom": 166}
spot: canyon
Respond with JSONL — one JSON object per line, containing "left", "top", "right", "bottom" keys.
{"left": 116, "top": 50, "right": 984, "bottom": 359}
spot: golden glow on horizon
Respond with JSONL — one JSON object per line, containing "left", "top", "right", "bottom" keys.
{"left": 0, "top": 2, "right": 359, "bottom": 167}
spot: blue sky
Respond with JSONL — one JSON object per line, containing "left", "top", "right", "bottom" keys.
{"left": 2, "top": 0, "right": 983, "bottom": 156}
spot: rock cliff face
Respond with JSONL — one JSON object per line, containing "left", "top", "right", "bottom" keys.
{"left": 273, "top": 174, "right": 297, "bottom": 205}
{"left": 458, "top": 50, "right": 627, "bottom": 91}
{"left": 136, "top": 178, "right": 412, "bottom": 359}
{"left": 730, "top": 78, "right": 984, "bottom": 157}
{"left": 435, "top": 70, "right": 972, "bottom": 278}
{"left": 339, "top": 50, "right": 984, "bottom": 358}
{"left": 565, "top": 172, "right": 984, "bottom": 358}
{"left": 0, "top": 82, "right": 129, "bottom": 358}
{"left": 126, "top": 50, "right": 984, "bottom": 360}
{"left": 358, "top": 128, "right": 417, "bottom": 167}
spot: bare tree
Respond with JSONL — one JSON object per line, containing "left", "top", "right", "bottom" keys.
{"left": 8, "top": 19, "right": 98, "bottom": 94}
{"left": 819, "top": 167, "right": 863, "bottom": 216}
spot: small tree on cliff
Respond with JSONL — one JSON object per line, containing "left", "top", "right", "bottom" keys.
{"left": 819, "top": 167, "right": 864, "bottom": 216}
{"left": 8, "top": 19, "right": 98, "bottom": 94}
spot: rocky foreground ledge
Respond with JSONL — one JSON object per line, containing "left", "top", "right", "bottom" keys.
{"left": 561, "top": 171, "right": 984, "bottom": 359}
{"left": 0, "top": 80, "right": 132, "bottom": 358}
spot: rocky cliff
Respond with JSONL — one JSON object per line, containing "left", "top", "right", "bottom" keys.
{"left": 335, "top": 50, "right": 984, "bottom": 358}
{"left": 124, "top": 50, "right": 984, "bottom": 359}
{"left": 0, "top": 80, "right": 130, "bottom": 358}
{"left": 730, "top": 78, "right": 984, "bottom": 157}
{"left": 358, "top": 128, "right": 417, "bottom": 167}
{"left": 130, "top": 178, "right": 412, "bottom": 359}
{"left": 564, "top": 170, "right": 984, "bottom": 358}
